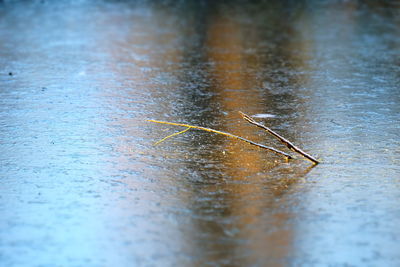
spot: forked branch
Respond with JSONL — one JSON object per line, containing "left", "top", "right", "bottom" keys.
{"left": 148, "top": 119, "right": 292, "bottom": 160}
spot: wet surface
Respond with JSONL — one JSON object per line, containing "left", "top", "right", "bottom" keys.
{"left": 1, "top": 0, "right": 400, "bottom": 266}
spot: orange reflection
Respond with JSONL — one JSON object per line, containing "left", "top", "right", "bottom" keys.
{"left": 205, "top": 9, "right": 300, "bottom": 264}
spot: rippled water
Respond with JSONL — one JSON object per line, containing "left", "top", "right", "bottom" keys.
{"left": 1, "top": 1, "right": 400, "bottom": 266}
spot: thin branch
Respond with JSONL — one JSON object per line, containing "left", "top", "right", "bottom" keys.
{"left": 239, "top": 111, "right": 319, "bottom": 164}
{"left": 148, "top": 119, "right": 292, "bottom": 159}
{"left": 154, "top": 127, "right": 191, "bottom": 145}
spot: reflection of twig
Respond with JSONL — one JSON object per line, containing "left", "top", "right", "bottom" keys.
{"left": 298, "top": 162, "right": 318, "bottom": 175}
{"left": 148, "top": 119, "right": 292, "bottom": 159}
{"left": 272, "top": 163, "right": 317, "bottom": 197}
{"left": 239, "top": 112, "right": 319, "bottom": 164}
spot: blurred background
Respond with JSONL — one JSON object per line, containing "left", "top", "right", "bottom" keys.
{"left": 0, "top": 0, "right": 400, "bottom": 266}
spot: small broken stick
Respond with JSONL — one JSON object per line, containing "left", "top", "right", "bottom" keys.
{"left": 239, "top": 111, "right": 319, "bottom": 164}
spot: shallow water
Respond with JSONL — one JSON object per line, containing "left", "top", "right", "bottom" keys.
{"left": 1, "top": 0, "right": 400, "bottom": 266}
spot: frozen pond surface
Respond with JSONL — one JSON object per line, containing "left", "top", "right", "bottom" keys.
{"left": 1, "top": 0, "right": 400, "bottom": 266}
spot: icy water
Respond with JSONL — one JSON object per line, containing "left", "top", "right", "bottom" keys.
{"left": 1, "top": 1, "right": 400, "bottom": 266}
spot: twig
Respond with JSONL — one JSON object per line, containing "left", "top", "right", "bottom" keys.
{"left": 239, "top": 112, "right": 319, "bottom": 164}
{"left": 154, "top": 127, "right": 190, "bottom": 145}
{"left": 148, "top": 119, "right": 292, "bottom": 160}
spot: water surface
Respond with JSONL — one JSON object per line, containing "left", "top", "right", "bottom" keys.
{"left": 0, "top": 1, "right": 400, "bottom": 266}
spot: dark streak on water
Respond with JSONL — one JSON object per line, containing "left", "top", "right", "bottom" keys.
{"left": 0, "top": 0, "right": 400, "bottom": 266}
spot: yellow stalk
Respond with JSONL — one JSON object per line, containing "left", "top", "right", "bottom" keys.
{"left": 148, "top": 119, "right": 292, "bottom": 159}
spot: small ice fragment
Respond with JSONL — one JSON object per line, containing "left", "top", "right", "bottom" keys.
{"left": 252, "top": 113, "right": 277, "bottom": 118}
